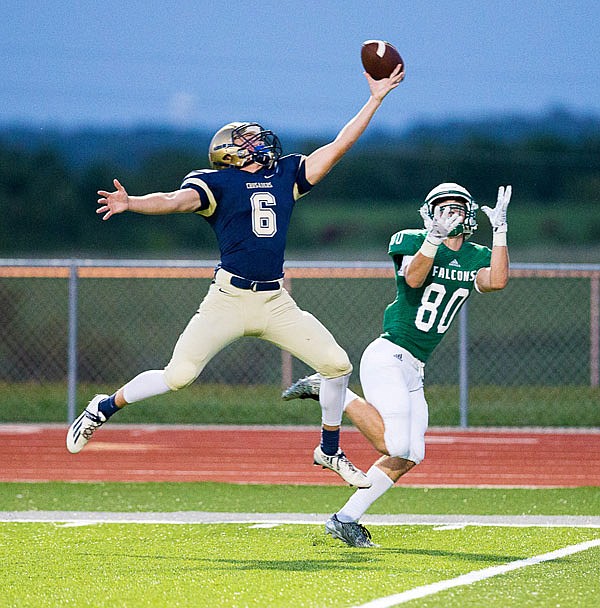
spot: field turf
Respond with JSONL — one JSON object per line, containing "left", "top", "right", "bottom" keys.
{"left": 1, "top": 483, "right": 599, "bottom": 607}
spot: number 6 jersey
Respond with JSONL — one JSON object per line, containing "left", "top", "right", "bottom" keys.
{"left": 381, "top": 229, "right": 492, "bottom": 363}
{"left": 180, "top": 154, "right": 312, "bottom": 281}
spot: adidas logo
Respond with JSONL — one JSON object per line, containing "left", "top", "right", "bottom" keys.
{"left": 449, "top": 259, "right": 461, "bottom": 267}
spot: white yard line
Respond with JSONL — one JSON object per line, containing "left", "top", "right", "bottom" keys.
{"left": 3, "top": 509, "right": 598, "bottom": 607}
{"left": 352, "top": 539, "right": 600, "bottom": 608}
{"left": 1, "top": 512, "right": 599, "bottom": 527}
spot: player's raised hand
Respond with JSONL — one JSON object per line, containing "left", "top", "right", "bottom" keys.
{"left": 364, "top": 63, "right": 405, "bottom": 102}
{"left": 97, "top": 178, "right": 129, "bottom": 220}
{"left": 426, "top": 206, "right": 464, "bottom": 245}
{"left": 419, "top": 204, "right": 433, "bottom": 230}
{"left": 481, "top": 186, "right": 511, "bottom": 233}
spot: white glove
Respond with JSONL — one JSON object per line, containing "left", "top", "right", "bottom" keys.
{"left": 481, "top": 185, "right": 511, "bottom": 233}
{"left": 426, "top": 205, "right": 464, "bottom": 245}
{"left": 419, "top": 204, "right": 432, "bottom": 230}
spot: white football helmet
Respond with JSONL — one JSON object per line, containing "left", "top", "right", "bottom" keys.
{"left": 208, "top": 122, "right": 282, "bottom": 170}
{"left": 419, "top": 182, "right": 479, "bottom": 238}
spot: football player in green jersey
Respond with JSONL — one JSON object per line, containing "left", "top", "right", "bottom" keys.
{"left": 282, "top": 182, "right": 511, "bottom": 547}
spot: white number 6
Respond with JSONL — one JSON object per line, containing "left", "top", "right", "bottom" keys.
{"left": 251, "top": 192, "right": 277, "bottom": 237}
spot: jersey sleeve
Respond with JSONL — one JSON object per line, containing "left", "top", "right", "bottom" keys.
{"left": 296, "top": 156, "right": 312, "bottom": 198}
{"left": 279, "top": 154, "right": 312, "bottom": 200}
{"left": 471, "top": 243, "right": 492, "bottom": 268}
{"left": 180, "top": 169, "right": 219, "bottom": 217}
{"left": 388, "top": 230, "right": 426, "bottom": 257}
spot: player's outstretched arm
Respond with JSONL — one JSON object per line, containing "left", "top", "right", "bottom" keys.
{"left": 304, "top": 64, "right": 404, "bottom": 186}
{"left": 476, "top": 185, "right": 512, "bottom": 292}
{"left": 96, "top": 179, "right": 200, "bottom": 220}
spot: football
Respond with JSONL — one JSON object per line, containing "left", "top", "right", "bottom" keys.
{"left": 361, "top": 40, "right": 403, "bottom": 80}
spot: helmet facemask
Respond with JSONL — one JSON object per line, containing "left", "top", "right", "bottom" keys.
{"left": 209, "top": 122, "right": 282, "bottom": 170}
{"left": 419, "top": 183, "right": 479, "bottom": 238}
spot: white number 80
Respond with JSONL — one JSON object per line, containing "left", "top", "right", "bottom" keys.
{"left": 415, "top": 283, "right": 469, "bottom": 333}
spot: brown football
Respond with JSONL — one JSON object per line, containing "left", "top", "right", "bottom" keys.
{"left": 361, "top": 40, "right": 403, "bottom": 80}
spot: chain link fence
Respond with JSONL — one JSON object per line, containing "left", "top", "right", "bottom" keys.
{"left": 1, "top": 259, "right": 598, "bottom": 427}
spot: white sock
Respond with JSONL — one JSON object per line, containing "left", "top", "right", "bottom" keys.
{"left": 315, "top": 375, "right": 356, "bottom": 411}
{"left": 319, "top": 373, "right": 350, "bottom": 426}
{"left": 336, "top": 465, "right": 394, "bottom": 522}
{"left": 122, "top": 370, "right": 171, "bottom": 404}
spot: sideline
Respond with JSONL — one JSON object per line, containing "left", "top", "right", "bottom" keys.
{"left": 352, "top": 538, "right": 600, "bottom": 608}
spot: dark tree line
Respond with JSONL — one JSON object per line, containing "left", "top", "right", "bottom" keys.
{"left": 1, "top": 131, "right": 599, "bottom": 255}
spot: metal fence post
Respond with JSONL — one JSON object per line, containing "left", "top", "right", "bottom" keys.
{"left": 281, "top": 275, "right": 293, "bottom": 388}
{"left": 67, "top": 262, "right": 78, "bottom": 423}
{"left": 459, "top": 301, "right": 469, "bottom": 428}
{"left": 591, "top": 276, "right": 599, "bottom": 387}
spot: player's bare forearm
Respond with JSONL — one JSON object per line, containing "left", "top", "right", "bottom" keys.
{"left": 404, "top": 253, "right": 435, "bottom": 288}
{"left": 304, "top": 97, "right": 381, "bottom": 184}
{"left": 476, "top": 246, "right": 510, "bottom": 292}
{"left": 304, "top": 66, "right": 404, "bottom": 185}
{"left": 490, "top": 245, "right": 510, "bottom": 289}
{"left": 97, "top": 180, "right": 200, "bottom": 220}
{"left": 335, "top": 96, "right": 381, "bottom": 145}
{"left": 127, "top": 191, "right": 198, "bottom": 215}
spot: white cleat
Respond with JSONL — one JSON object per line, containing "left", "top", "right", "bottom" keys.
{"left": 281, "top": 374, "right": 320, "bottom": 401}
{"left": 66, "top": 394, "right": 109, "bottom": 454}
{"left": 313, "top": 446, "right": 371, "bottom": 488}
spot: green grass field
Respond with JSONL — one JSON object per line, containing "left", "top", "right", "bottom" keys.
{"left": 1, "top": 483, "right": 599, "bottom": 607}
{"left": 2, "top": 383, "right": 599, "bottom": 427}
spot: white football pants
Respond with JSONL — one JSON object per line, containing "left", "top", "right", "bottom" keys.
{"left": 359, "top": 337, "right": 428, "bottom": 464}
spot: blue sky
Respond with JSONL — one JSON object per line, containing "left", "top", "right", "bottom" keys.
{"left": 2, "top": 1, "right": 599, "bottom": 135}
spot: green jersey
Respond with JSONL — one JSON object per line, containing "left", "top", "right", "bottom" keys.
{"left": 381, "top": 229, "right": 492, "bottom": 362}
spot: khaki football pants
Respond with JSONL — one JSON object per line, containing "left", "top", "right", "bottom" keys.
{"left": 163, "top": 269, "right": 352, "bottom": 390}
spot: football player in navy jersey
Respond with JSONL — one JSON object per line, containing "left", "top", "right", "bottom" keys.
{"left": 66, "top": 64, "right": 405, "bottom": 488}
{"left": 282, "top": 182, "right": 511, "bottom": 546}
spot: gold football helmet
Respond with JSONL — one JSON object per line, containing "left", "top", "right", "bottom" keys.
{"left": 208, "top": 122, "right": 282, "bottom": 169}
{"left": 419, "top": 182, "right": 479, "bottom": 238}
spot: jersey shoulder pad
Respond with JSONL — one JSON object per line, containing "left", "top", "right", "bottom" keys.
{"left": 388, "top": 229, "right": 426, "bottom": 256}
{"left": 181, "top": 168, "right": 218, "bottom": 186}
{"left": 465, "top": 241, "right": 493, "bottom": 264}
{"left": 280, "top": 153, "right": 305, "bottom": 163}
{"left": 274, "top": 153, "right": 304, "bottom": 172}
{"left": 180, "top": 169, "right": 220, "bottom": 217}
{"left": 276, "top": 153, "right": 311, "bottom": 198}
{"left": 467, "top": 241, "right": 492, "bottom": 254}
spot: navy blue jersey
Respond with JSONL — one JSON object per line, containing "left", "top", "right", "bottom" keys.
{"left": 181, "top": 154, "right": 312, "bottom": 281}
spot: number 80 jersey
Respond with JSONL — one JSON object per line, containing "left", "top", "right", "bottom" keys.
{"left": 381, "top": 229, "right": 492, "bottom": 363}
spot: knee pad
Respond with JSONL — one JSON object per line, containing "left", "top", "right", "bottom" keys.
{"left": 384, "top": 431, "right": 411, "bottom": 460}
{"left": 408, "top": 443, "right": 425, "bottom": 465}
{"left": 318, "top": 347, "right": 352, "bottom": 378}
{"left": 163, "top": 360, "right": 199, "bottom": 391}
{"left": 384, "top": 425, "right": 425, "bottom": 464}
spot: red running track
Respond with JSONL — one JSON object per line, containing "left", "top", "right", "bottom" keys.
{"left": 1, "top": 425, "right": 599, "bottom": 487}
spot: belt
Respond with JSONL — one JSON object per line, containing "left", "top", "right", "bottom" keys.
{"left": 229, "top": 275, "right": 282, "bottom": 292}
